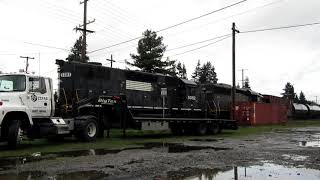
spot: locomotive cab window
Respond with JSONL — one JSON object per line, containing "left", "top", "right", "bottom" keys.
{"left": 29, "top": 77, "right": 47, "bottom": 94}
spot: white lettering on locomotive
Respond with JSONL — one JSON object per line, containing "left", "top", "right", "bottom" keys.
{"left": 187, "top": 96, "right": 196, "bottom": 101}
{"left": 98, "top": 98, "right": 117, "bottom": 104}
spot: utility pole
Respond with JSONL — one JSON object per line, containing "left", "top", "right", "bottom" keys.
{"left": 75, "top": 0, "right": 95, "bottom": 62}
{"left": 106, "top": 54, "right": 116, "bottom": 68}
{"left": 315, "top": 96, "right": 318, "bottom": 104}
{"left": 38, "top": 52, "right": 41, "bottom": 76}
{"left": 231, "top": 22, "right": 240, "bottom": 120}
{"left": 238, "top": 69, "right": 248, "bottom": 88}
{"left": 20, "top": 56, "right": 35, "bottom": 73}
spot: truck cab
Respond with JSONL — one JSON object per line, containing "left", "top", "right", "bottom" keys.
{"left": 0, "top": 73, "right": 56, "bottom": 148}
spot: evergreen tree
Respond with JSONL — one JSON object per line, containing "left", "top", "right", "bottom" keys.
{"left": 281, "top": 82, "right": 296, "bottom": 100}
{"left": 198, "top": 62, "right": 218, "bottom": 84}
{"left": 294, "top": 94, "right": 299, "bottom": 103}
{"left": 244, "top": 77, "right": 251, "bottom": 89}
{"left": 161, "top": 57, "right": 176, "bottom": 76}
{"left": 66, "top": 36, "right": 89, "bottom": 63}
{"left": 192, "top": 60, "right": 201, "bottom": 82}
{"left": 299, "top": 91, "right": 306, "bottom": 103}
{"left": 182, "top": 64, "right": 187, "bottom": 76}
{"left": 176, "top": 62, "right": 187, "bottom": 79}
{"left": 128, "top": 29, "right": 175, "bottom": 74}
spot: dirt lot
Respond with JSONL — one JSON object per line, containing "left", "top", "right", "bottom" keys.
{"left": 0, "top": 124, "right": 320, "bottom": 179}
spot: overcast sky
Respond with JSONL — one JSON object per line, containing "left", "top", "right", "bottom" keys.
{"left": 0, "top": 0, "right": 319, "bottom": 102}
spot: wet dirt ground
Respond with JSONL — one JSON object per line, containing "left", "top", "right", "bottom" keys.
{"left": 1, "top": 127, "right": 320, "bottom": 180}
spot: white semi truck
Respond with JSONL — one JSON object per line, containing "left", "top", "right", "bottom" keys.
{"left": 0, "top": 73, "right": 107, "bottom": 149}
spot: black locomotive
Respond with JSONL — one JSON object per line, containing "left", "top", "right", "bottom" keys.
{"left": 55, "top": 60, "right": 260, "bottom": 135}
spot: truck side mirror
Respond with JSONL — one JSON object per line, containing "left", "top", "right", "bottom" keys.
{"left": 28, "top": 78, "right": 35, "bottom": 92}
{"left": 39, "top": 78, "right": 47, "bottom": 94}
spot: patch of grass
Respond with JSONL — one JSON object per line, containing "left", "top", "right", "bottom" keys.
{"left": 222, "top": 119, "right": 320, "bottom": 138}
{"left": 0, "top": 120, "right": 319, "bottom": 158}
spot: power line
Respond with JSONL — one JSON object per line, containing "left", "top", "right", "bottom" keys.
{"left": 163, "top": 0, "right": 284, "bottom": 39}
{"left": 40, "top": 0, "right": 128, "bottom": 46}
{"left": 158, "top": 0, "right": 282, "bottom": 49}
{"left": 37, "top": 1, "right": 82, "bottom": 24}
{"left": 240, "top": 22, "right": 320, "bottom": 34}
{"left": 87, "top": 0, "right": 147, "bottom": 40}
{"left": 93, "top": 2, "right": 144, "bottom": 31}
{"left": 100, "top": 21, "right": 320, "bottom": 69}
{"left": 93, "top": 32, "right": 131, "bottom": 44}
{"left": 113, "top": 21, "right": 320, "bottom": 61}
{"left": 120, "top": 34, "right": 230, "bottom": 63}
{"left": 92, "top": 32, "right": 230, "bottom": 55}
{"left": 94, "top": 26, "right": 135, "bottom": 40}
{"left": 0, "top": 38, "right": 70, "bottom": 52}
{"left": 167, "top": 35, "right": 231, "bottom": 58}
{"left": 166, "top": 34, "right": 231, "bottom": 52}
{"left": 156, "top": 0, "right": 248, "bottom": 33}
{"left": 95, "top": 0, "right": 147, "bottom": 29}
{"left": 40, "top": 0, "right": 82, "bottom": 19}
{"left": 42, "top": 68, "right": 57, "bottom": 75}
{"left": 89, "top": 0, "right": 248, "bottom": 54}
{"left": 22, "top": 41, "right": 70, "bottom": 52}
{"left": 0, "top": 51, "right": 65, "bottom": 56}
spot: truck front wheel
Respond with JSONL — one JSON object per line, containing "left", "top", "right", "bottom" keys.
{"left": 7, "top": 120, "right": 23, "bottom": 149}
{"left": 75, "top": 118, "right": 99, "bottom": 142}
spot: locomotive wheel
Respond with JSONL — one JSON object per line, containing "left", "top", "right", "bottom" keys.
{"left": 183, "top": 125, "right": 195, "bottom": 135}
{"left": 197, "top": 123, "right": 207, "bottom": 135}
{"left": 207, "top": 123, "right": 220, "bottom": 135}
{"left": 170, "top": 125, "right": 183, "bottom": 136}
{"left": 217, "top": 125, "right": 223, "bottom": 134}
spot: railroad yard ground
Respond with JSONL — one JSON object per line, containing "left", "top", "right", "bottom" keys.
{"left": 1, "top": 120, "right": 320, "bottom": 179}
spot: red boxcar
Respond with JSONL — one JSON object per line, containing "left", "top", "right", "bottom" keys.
{"left": 235, "top": 102, "right": 288, "bottom": 126}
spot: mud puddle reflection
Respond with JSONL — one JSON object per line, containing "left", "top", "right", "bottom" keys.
{"left": 299, "top": 133, "right": 320, "bottom": 147}
{"left": 143, "top": 142, "right": 230, "bottom": 153}
{"left": 0, "top": 147, "right": 144, "bottom": 171}
{"left": 168, "top": 163, "right": 320, "bottom": 180}
{"left": 189, "top": 139, "right": 220, "bottom": 142}
{"left": 0, "top": 170, "right": 106, "bottom": 180}
{"left": 0, "top": 143, "right": 230, "bottom": 171}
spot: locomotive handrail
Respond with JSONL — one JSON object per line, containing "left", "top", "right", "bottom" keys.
{"left": 132, "top": 117, "right": 236, "bottom": 122}
{"left": 211, "top": 100, "right": 218, "bottom": 118}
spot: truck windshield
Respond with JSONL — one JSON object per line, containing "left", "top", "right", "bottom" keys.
{"left": 0, "top": 75, "right": 26, "bottom": 92}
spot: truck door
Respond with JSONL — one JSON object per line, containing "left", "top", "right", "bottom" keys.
{"left": 27, "top": 77, "right": 52, "bottom": 117}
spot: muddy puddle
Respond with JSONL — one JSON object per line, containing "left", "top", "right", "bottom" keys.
{"left": 282, "top": 154, "right": 308, "bottom": 161}
{"left": 143, "top": 142, "right": 230, "bottom": 153}
{"left": 189, "top": 138, "right": 220, "bottom": 142}
{"left": 0, "top": 147, "right": 143, "bottom": 171}
{"left": 0, "top": 170, "right": 106, "bottom": 180}
{"left": 0, "top": 143, "right": 230, "bottom": 172}
{"left": 168, "top": 163, "right": 320, "bottom": 180}
{"left": 299, "top": 133, "right": 320, "bottom": 147}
